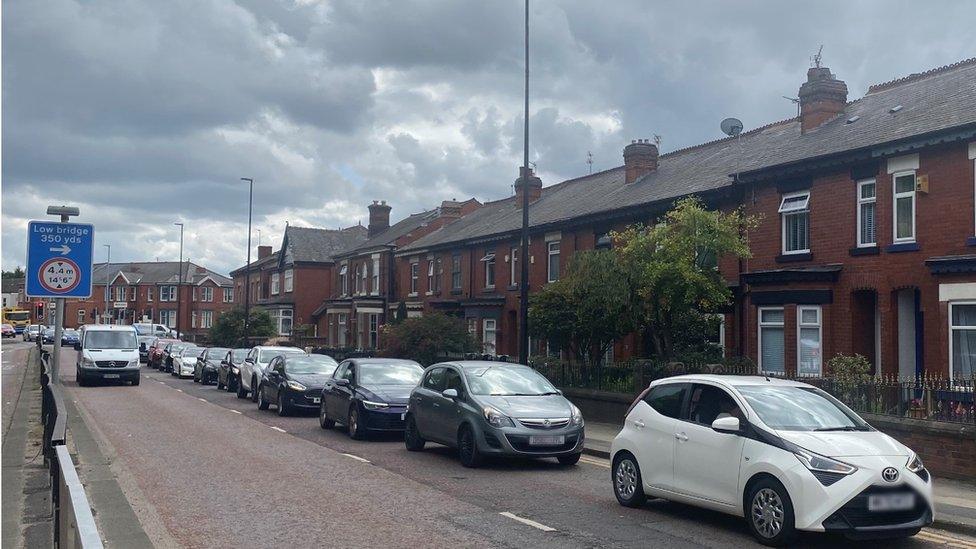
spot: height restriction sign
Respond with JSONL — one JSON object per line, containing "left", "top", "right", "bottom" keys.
{"left": 25, "top": 221, "right": 94, "bottom": 299}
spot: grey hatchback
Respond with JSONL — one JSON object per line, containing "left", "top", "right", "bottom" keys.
{"left": 404, "top": 361, "right": 584, "bottom": 467}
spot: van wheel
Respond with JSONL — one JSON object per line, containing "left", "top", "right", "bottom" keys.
{"left": 746, "top": 477, "right": 796, "bottom": 547}
{"left": 612, "top": 452, "right": 646, "bottom": 507}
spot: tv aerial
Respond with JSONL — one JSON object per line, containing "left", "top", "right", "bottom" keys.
{"left": 720, "top": 117, "right": 743, "bottom": 137}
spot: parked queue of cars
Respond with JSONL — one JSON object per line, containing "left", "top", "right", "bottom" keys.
{"left": 88, "top": 334, "right": 932, "bottom": 546}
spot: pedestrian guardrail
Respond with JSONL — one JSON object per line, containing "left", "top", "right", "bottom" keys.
{"left": 39, "top": 350, "right": 104, "bottom": 549}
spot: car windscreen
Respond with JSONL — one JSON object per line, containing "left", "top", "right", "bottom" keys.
{"left": 231, "top": 349, "right": 248, "bottom": 361}
{"left": 207, "top": 348, "right": 230, "bottom": 359}
{"left": 286, "top": 356, "right": 339, "bottom": 375}
{"left": 358, "top": 363, "right": 423, "bottom": 385}
{"left": 133, "top": 325, "right": 151, "bottom": 335}
{"left": 736, "top": 386, "right": 871, "bottom": 432}
{"left": 64, "top": 330, "right": 79, "bottom": 336}
{"left": 84, "top": 331, "right": 138, "bottom": 350}
{"left": 465, "top": 366, "right": 558, "bottom": 396}
{"left": 182, "top": 347, "right": 202, "bottom": 357}
{"left": 258, "top": 349, "right": 304, "bottom": 364}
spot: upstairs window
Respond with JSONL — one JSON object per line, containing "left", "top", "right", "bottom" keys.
{"left": 359, "top": 265, "right": 366, "bottom": 294}
{"left": 427, "top": 260, "right": 435, "bottom": 293}
{"left": 371, "top": 258, "right": 380, "bottom": 294}
{"left": 510, "top": 247, "right": 519, "bottom": 285}
{"left": 201, "top": 287, "right": 213, "bottom": 302}
{"left": 354, "top": 265, "right": 362, "bottom": 294}
{"left": 547, "top": 241, "right": 560, "bottom": 282}
{"left": 339, "top": 264, "right": 348, "bottom": 296}
{"left": 410, "top": 262, "right": 419, "bottom": 294}
{"left": 223, "top": 288, "right": 233, "bottom": 303}
{"left": 284, "top": 269, "right": 294, "bottom": 293}
{"left": 893, "top": 172, "right": 916, "bottom": 242}
{"left": 432, "top": 258, "right": 441, "bottom": 292}
{"left": 856, "top": 179, "right": 877, "bottom": 247}
{"left": 271, "top": 273, "right": 280, "bottom": 295}
{"left": 481, "top": 251, "right": 496, "bottom": 288}
{"left": 779, "top": 191, "right": 810, "bottom": 254}
{"left": 451, "top": 255, "right": 462, "bottom": 290}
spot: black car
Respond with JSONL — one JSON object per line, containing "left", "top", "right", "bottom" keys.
{"left": 257, "top": 354, "right": 339, "bottom": 416}
{"left": 42, "top": 328, "right": 57, "bottom": 344}
{"left": 194, "top": 347, "right": 230, "bottom": 384}
{"left": 217, "top": 348, "right": 249, "bottom": 392}
{"left": 319, "top": 358, "right": 424, "bottom": 439}
{"left": 138, "top": 336, "right": 156, "bottom": 363}
{"left": 161, "top": 342, "right": 191, "bottom": 373}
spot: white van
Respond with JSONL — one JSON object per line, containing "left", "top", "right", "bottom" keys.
{"left": 132, "top": 323, "right": 174, "bottom": 338}
{"left": 75, "top": 325, "right": 141, "bottom": 386}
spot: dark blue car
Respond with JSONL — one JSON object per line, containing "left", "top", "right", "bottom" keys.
{"left": 60, "top": 329, "right": 80, "bottom": 347}
{"left": 318, "top": 358, "right": 424, "bottom": 439}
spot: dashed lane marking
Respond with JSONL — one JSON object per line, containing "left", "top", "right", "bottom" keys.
{"left": 176, "top": 389, "right": 183, "bottom": 393}
{"left": 339, "top": 453, "right": 371, "bottom": 463}
{"left": 499, "top": 512, "right": 556, "bottom": 532}
{"left": 230, "top": 410, "right": 242, "bottom": 415}
{"left": 270, "top": 426, "right": 286, "bottom": 433}
{"left": 197, "top": 398, "right": 207, "bottom": 402}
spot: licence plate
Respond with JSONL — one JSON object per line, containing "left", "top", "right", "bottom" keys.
{"left": 529, "top": 435, "right": 565, "bottom": 446}
{"left": 867, "top": 493, "right": 915, "bottom": 512}
{"left": 103, "top": 374, "right": 120, "bottom": 379}
{"left": 312, "top": 397, "right": 321, "bottom": 404}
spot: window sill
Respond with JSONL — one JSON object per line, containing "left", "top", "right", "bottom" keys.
{"left": 424, "top": 291, "right": 433, "bottom": 296}
{"left": 507, "top": 284, "right": 519, "bottom": 291}
{"left": 849, "top": 246, "right": 880, "bottom": 256}
{"left": 885, "top": 242, "right": 919, "bottom": 253}
{"left": 482, "top": 288, "right": 497, "bottom": 294}
{"left": 775, "top": 252, "right": 812, "bottom": 263}
{"left": 450, "top": 289, "right": 462, "bottom": 295}
{"left": 407, "top": 293, "right": 418, "bottom": 298}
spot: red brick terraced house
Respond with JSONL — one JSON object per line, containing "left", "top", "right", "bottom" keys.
{"left": 63, "top": 261, "right": 234, "bottom": 337}
{"left": 315, "top": 199, "right": 481, "bottom": 348}
{"left": 230, "top": 224, "right": 367, "bottom": 337}
{"left": 393, "top": 58, "right": 976, "bottom": 379}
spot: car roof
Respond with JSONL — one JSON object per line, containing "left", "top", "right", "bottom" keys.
{"left": 82, "top": 324, "right": 137, "bottom": 332}
{"left": 650, "top": 374, "right": 814, "bottom": 389}
{"left": 350, "top": 357, "right": 420, "bottom": 365}
{"left": 253, "top": 346, "right": 302, "bottom": 351}
{"left": 434, "top": 360, "right": 529, "bottom": 370}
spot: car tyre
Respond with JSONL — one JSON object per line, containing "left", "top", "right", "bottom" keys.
{"left": 250, "top": 378, "right": 259, "bottom": 403}
{"left": 347, "top": 406, "right": 365, "bottom": 440}
{"left": 77, "top": 371, "right": 88, "bottom": 387}
{"left": 319, "top": 404, "right": 335, "bottom": 429}
{"left": 612, "top": 452, "right": 647, "bottom": 508}
{"left": 227, "top": 378, "right": 237, "bottom": 393}
{"left": 745, "top": 477, "right": 797, "bottom": 547}
{"left": 257, "top": 386, "right": 270, "bottom": 410}
{"left": 131, "top": 377, "right": 140, "bottom": 386}
{"left": 236, "top": 380, "right": 247, "bottom": 399}
{"left": 404, "top": 415, "right": 426, "bottom": 451}
{"left": 193, "top": 373, "right": 200, "bottom": 383}
{"left": 457, "top": 425, "right": 482, "bottom": 468}
{"left": 277, "top": 392, "right": 289, "bottom": 417}
{"left": 216, "top": 377, "right": 225, "bottom": 390}
{"left": 557, "top": 453, "right": 581, "bottom": 466}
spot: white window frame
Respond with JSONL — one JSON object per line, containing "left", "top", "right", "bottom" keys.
{"left": 482, "top": 319, "right": 497, "bottom": 356}
{"left": 547, "top": 241, "right": 560, "bottom": 283}
{"left": 949, "top": 301, "right": 976, "bottom": 378}
{"left": 481, "top": 252, "right": 496, "bottom": 289}
{"left": 337, "top": 313, "right": 347, "bottom": 346}
{"left": 271, "top": 273, "right": 280, "bottom": 295}
{"left": 796, "top": 305, "right": 822, "bottom": 376}
{"left": 200, "top": 310, "right": 213, "bottom": 329}
{"left": 354, "top": 265, "right": 362, "bottom": 294}
{"left": 371, "top": 257, "right": 380, "bottom": 295}
{"left": 191, "top": 311, "right": 197, "bottom": 329}
{"left": 284, "top": 269, "right": 294, "bottom": 293}
{"left": 201, "top": 287, "right": 213, "bottom": 302}
{"left": 409, "top": 262, "right": 419, "bottom": 295}
{"left": 758, "top": 306, "right": 785, "bottom": 374}
{"left": 223, "top": 288, "right": 233, "bottom": 303}
{"left": 856, "top": 179, "right": 877, "bottom": 247}
{"left": 510, "top": 247, "right": 519, "bottom": 285}
{"left": 779, "top": 191, "right": 810, "bottom": 255}
{"left": 78, "top": 309, "right": 86, "bottom": 324}
{"left": 892, "top": 171, "right": 916, "bottom": 243}
{"left": 427, "top": 260, "right": 435, "bottom": 294}
{"left": 339, "top": 264, "right": 348, "bottom": 296}
{"left": 147, "top": 287, "right": 153, "bottom": 302}
{"left": 368, "top": 313, "right": 379, "bottom": 349}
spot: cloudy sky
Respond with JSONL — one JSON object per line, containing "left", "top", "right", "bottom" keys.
{"left": 4, "top": 0, "right": 975, "bottom": 276}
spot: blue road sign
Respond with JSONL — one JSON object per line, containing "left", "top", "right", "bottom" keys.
{"left": 25, "top": 221, "right": 95, "bottom": 299}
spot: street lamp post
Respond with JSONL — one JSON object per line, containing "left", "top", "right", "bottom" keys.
{"left": 518, "top": 0, "right": 531, "bottom": 365}
{"left": 241, "top": 178, "right": 254, "bottom": 347}
{"left": 174, "top": 222, "right": 184, "bottom": 339}
{"left": 103, "top": 244, "right": 111, "bottom": 325}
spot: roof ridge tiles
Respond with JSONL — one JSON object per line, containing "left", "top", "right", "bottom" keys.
{"left": 867, "top": 57, "right": 976, "bottom": 94}
{"left": 658, "top": 117, "right": 799, "bottom": 160}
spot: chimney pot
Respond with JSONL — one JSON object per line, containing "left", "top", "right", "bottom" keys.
{"left": 514, "top": 166, "right": 543, "bottom": 206}
{"left": 623, "top": 139, "right": 659, "bottom": 184}
{"left": 798, "top": 66, "right": 848, "bottom": 133}
{"left": 367, "top": 200, "right": 392, "bottom": 237}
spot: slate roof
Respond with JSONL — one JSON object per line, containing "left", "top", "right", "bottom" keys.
{"left": 92, "top": 262, "right": 232, "bottom": 286}
{"left": 342, "top": 209, "right": 440, "bottom": 256}
{"left": 2, "top": 278, "right": 24, "bottom": 294}
{"left": 400, "top": 58, "right": 976, "bottom": 253}
{"left": 283, "top": 225, "right": 368, "bottom": 263}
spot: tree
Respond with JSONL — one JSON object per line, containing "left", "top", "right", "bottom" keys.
{"left": 2, "top": 267, "right": 25, "bottom": 279}
{"left": 392, "top": 301, "right": 408, "bottom": 324}
{"left": 614, "top": 197, "right": 758, "bottom": 360}
{"left": 528, "top": 250, "right": 638, "bottom": 367}
{"left": 208, "top": 308, "right": 276, "bottom": 347}
{"left": 381, "top": 313, "right": 477, "bottom": 366}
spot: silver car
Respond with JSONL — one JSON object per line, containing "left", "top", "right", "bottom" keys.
{"left": 405, "top": 361, "right": 584, "bottom": 467}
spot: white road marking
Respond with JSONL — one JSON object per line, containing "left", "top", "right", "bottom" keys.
{"left": 176, "top": 389, "right": 183, "bottom": 393}
{"left": 230, "top": 410, "right": 242, "bottom": 414}
{"left": 270, "top": 426, "right": 286, "bottom": 433}
{"left": 197, "top": 398, "right": 207, "bottom": 402}
{"left": 499, "top": 512, "right": 556, "bottom": 532}
{"left": 339, "top": 453, "right": 371, "bottom": 463}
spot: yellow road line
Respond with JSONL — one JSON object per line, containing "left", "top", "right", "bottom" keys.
{"left": 580, "top": 456, "right": 610, "bottom": 468}
{"left": 916, "top": 530, "right": 976, "bottom": 548}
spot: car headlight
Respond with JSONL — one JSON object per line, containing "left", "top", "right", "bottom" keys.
{"left": 483, "top": 406, "right": 515, "bottom": 428}
{"left": 82, "top": 358, "right": 95, "bottom": 367}
{"left": 790, "top": 444, "right": 857, "bottom": 475}
{"left": 285, "top": 380, "right": 307, "bottom": 392}
{"left": 570, "top": 404, "right": 584, "bottom": 426}
{"left": 128, "top": 359, "right": 139, "bottom": 367}
{"left": 362, "top": 400, "right": 388, "bottom": 410}
{"left": 231, "top": 367, "right": 240, "bottom": 374}
{"left": 907, "top": 453, "right": 925, "bottom": 473}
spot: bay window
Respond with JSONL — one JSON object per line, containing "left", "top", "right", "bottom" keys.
{"left": 427, "top": 260, "right": 435, "bottom": 293}
{"left": 759, "top": 307, "right": 785, "bottom": 374}
{"left": 410, "top": 262, "right": 419, "bottom": 294}
{"left": 451, "top": 255, "right": 461, "bottom": 290}
{"left": 510, "top": 247, "right": 519, "bottom": 285}
{"left": 339, "top": 264, "right": 348, "bottom": 296}
{"left": 483, "top": 319, "right": 497, "bottom": 355}
{"left": 950, "top": 303, "right": 976, "bottom": 378}
{"left": 797, "top": 306, "right": 822, "bottom": 376}
{"left": 779, "top": 191, "right": 810, "bottom": 254}
{"left": 271, "top": 273, "right": 280, "bottom": 295}
{"left": 371, "top": 257, "right": 380, "bottom": 295}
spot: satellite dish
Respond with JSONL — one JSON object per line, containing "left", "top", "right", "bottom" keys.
{"left": 721, "top": 117, "right": 743, "bottom": 137}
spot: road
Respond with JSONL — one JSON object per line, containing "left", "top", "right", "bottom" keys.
{"left": 50, "top": 348, "right": 976, "bottom": 548}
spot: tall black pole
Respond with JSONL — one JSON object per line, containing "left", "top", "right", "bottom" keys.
{"left": 242, "top": 177, "right": 254, "bottom": 347}
{"left": 518, "top": 0, "right": 530, "bottom": 364}
{"left": 174, "top": 222, "right": 184, "bottom": 338}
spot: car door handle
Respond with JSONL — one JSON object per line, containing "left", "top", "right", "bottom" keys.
{"left": 432, "top": 402, "right": 440, "bottom": 408}
{"left": 634, "top": 419, "right": 645, "bottom": 429}
{"left": 674, "top": 433, "right": 688, "bottom": 442}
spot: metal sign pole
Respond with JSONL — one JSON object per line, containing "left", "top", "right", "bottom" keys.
{"left": 50, "top": 211, "right": 72, "bottom": 381}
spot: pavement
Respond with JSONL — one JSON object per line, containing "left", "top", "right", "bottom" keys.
{"left": 580, "top": 421, "right": 976, "bottom": 536}
{"left": 4, "top": 344, "right": 971, "bottom": 548}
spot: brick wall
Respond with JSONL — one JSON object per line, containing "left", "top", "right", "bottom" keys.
{"left": 862, "top": 414, "right": 976, "bottom": 480}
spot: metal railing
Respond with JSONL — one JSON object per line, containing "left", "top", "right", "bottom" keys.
{"left": 39, "top": 350, "right": 104, "bottom": 549}
{"left": 530, "top": 358, "right": 976, "bottom": 425}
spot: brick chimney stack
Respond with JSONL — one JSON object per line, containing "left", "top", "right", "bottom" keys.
{"left": 439, "top": 200, "right": 463, "bottom": 220}
{"left": 367, "top": 200, "right": 392, "bottom": 238}
{"left": 514, "top": 166, "right": 543, "bottom": 206}
{"left": 257, "top": 245, "right": 272, "bottom": 260}
{"left": 798, "top": 66, "right": 848, "bottom": 133}
{"left": 623, "top": 139, "right": 659, "bottom": 184}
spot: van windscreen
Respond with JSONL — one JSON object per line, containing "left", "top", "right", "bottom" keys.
{"left": 85, "top": 331, "right": 138, "bottom": 350}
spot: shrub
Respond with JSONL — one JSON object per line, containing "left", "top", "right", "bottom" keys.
{"left": 828, "top": 353, "right": 872, "bottom": 380}
{"left": 381, "top": 313, "right": 477, "bottom": 366}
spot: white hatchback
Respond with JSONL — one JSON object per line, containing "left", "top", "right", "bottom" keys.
{"left": 610, "top": 375, "right": 933, "bottom": 546}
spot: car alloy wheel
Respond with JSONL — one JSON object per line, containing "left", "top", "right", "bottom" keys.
{"left": 258, "top": 386, "right": 270, "bottom": 411}
{"left": 404, "top": 416, "right": 425, "bottom": 451}
{"left": 612, "top": 454, "right": 646, "bottom": 507}
{"left": 277, "top": 393, "right": 289, "bottom": 417}
{"left": 320, "top": 404, "right": 335, "bottom": 429}
{"left": 250, "top": 378, "right": 259, "bottom": 403}
{"left": 751, "top": 488, "right": 784, "bottom": 539}
{"left": 458, "top": 426, "right": 482, "bottom": 468}
{"left": 348, "top": 407, "right": 364, "bottom": 440}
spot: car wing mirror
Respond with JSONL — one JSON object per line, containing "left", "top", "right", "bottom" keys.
{"left": 441, "top": 388, "right": 459, "bottom": 399}
{"left": 73, "top": 342, "right": 82, "bottom": 351}
{"left": 334, "top": 378, "right": 350, "bottom": 387}
{"left": 711, "top": 416, "right": 741, "bottom": 434}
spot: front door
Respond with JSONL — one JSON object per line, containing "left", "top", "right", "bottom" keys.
{"left": 672, "top": 384, "right": 745, "bottom": 506}
{"left": 413, "top": 367, "right": 446, "bottom": 442}
{"left": 633, "top": 382, "right": 687, "bottom": 492}
{"left": 432, "top": 368, "right": 465, "bottom": 442}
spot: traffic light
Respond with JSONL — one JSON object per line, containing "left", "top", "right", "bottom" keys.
{"left": 35, "top": 302, "right": 44, "bottom": 320}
